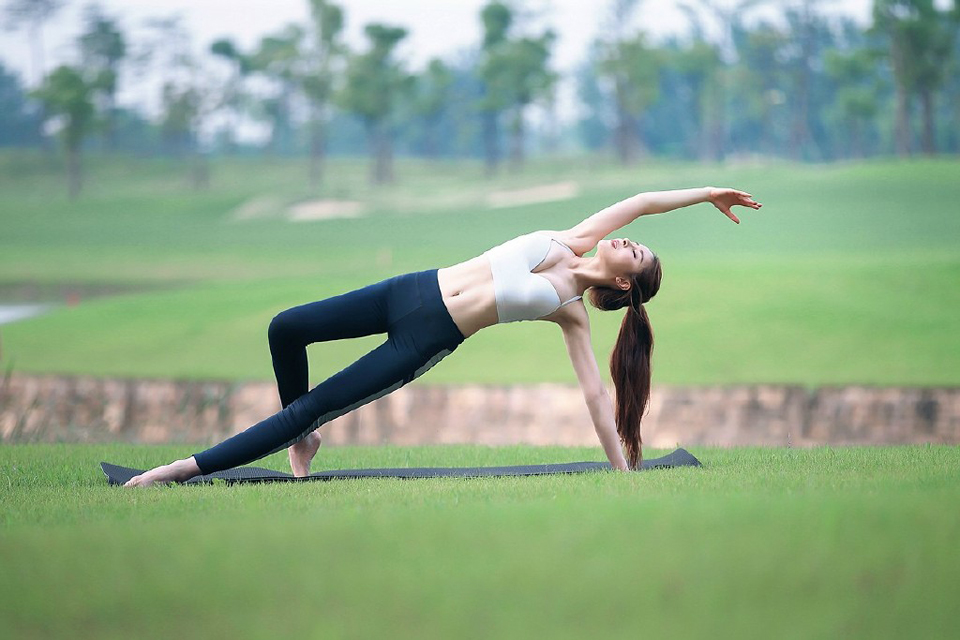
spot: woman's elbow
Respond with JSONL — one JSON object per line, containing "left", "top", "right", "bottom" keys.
{"left": 584, "top": 386, "right": 610, "bottom": 406}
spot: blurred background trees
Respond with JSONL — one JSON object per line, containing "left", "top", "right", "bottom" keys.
{"left": 338, "top": 23, "right": 410, "bottom": 184}
{"left": 31, "top": 64, "right": 94, "bottom": 197}
{"left": 2, "top": 0, "right": 959, "bottom": 195}
{"left": 3, "top": 0, "right": 66, "bottom": 85}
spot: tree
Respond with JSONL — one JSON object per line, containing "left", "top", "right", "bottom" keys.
{"left": 942, "top": 21, "right": 960, "bottom": 153}
{"left": 593, "top": 0, "right": 660, "bottom": 165}
{"left": 78, "top": 4, "right": 127, "bottom": 149}
{"left": 778, "top": 1, "right": 832, "bottom": 160}
{"left": 477, "top": 1, "right": 514, "bottom": 175}
{"left": 671, "top": 37, "right": 723, "bottom": 160}
{"left": 210, "top": 38, "right": 253, "bottom": 153}
{"left": 3, "top": 0, "right": 65, "bottom": 86}
{"left": 907, "top": 3, "right": 958, "bottom": 155}
{"left": 501, "top": 31, "right": 557, "bottom": 167}
{"left": 0, "top": 61, "right": 43, "bottom": 146}
{"left": 873, "top": 0, "right": 959, "bottom": 156}
{"left": 32, "top": 65, "right": 95, "bottom": 198}
{"left": 824, "top": 44, "right": 882, "bottom": 158}
{"left": 139, "top": 16, "right": 215, "bottom": 187}
{"left": 412, "top": 58, "right": 454, "bottom": 158}
{"left": 301, "top": 0, "right": 345, "bottom": 188}
{"left": 250, "top": 25, "right": 304, "bottom": 155}
{"left": 338, "top": 23, "right": 410, "bottom": 184}
{"left": 597, "top": 33, "right": 660, "bottom": 165}
{"left": 476, "top": 1, "right": 556, "bottom": 171}
{"left": 575, "top": 46, "right": 613, "bottom": 152}
{"left": 676, "top": 0, "right": 769, "bottom": 160}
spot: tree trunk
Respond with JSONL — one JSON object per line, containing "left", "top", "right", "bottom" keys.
{"left": 190, "top": 152, "right": 209, "bottom": 190}
{"left": 614, "top": 105, "right": 638, "bottom": 166}
{"left": 789, "top": 69, "right": 811, "bottom": 160}
{"left": 894, "top": 81, "right": 911, "bottom": 157}
{"left": 483, "top": 110, "right": 500, "bottom": 177}
{"left": 919, "top": 88, "right": 936, "bottom": 156}
{"left": 29, "top": 22, "right": 45, "bottom": 87}
{"left": 695, "top": 84, "right": 711, "bottom": 161}
{"left": 382, "top": 125, "right": 394, "bottom": 184}
{"left": 712, "top": 69, "right": 726, "bottom": 162}
{"left": 851, "top": 118, "right": 864, "bottom": 159}
{"left": 369, "top": 120, "right": 393, "bottom": 185}
{"left": 510, "top": 107, "right": 525, "bottom": 170}
{"left": 66, "top": 145, "right": 82, "bottom": 200}
{"left": 424, "top": 116, "right": 439, "bottom": 159}
{"left": 309, "top": 119, "right": 325, "bottom": 190}
{"left": 613, "top": 76, "right": 638, "bottom": 166}
{"left": 542, "top": 97, "right": 559, "bottom": 156}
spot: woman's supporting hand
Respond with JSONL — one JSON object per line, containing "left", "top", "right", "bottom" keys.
{"left": 708, "top": 187, "right": 762, "bottom": 224}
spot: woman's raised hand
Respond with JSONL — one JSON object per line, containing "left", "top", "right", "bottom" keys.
{"left": 708, "top": 188, "right": 762, "bottom": 224}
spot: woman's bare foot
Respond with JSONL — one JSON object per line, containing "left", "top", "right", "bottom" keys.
{"left": 288, "top": 431, "right": 322, "bottom": 477}
{"left": 124, "top": 457, "right": 202, "bottom": 488}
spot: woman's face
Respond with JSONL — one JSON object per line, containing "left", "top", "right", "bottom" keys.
{"left": 597, "top": 237, "right": 651, "bottom": 280}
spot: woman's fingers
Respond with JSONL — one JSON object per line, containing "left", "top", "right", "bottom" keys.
{"left": 739, "top": 193, "right": 761, "bottom": 208}
{"left": 712, "top": 187, "right": 759, "bottom": 221}
{"left": 717, "top": 203, "right": 739, "bottom": 223}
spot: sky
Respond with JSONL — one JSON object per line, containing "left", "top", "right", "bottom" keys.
{"left": 0, "top": 0, "right": 877, "bottom": 125}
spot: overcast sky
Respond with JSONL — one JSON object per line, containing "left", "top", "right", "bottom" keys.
{"left": 1, "top": 0, "right": 876, "bottom": 124}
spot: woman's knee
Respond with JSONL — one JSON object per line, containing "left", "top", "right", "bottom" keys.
{"left": 268, "top": 309, "right": 297, "bottom": 345}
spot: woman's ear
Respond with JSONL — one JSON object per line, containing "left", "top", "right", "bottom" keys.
{"left": 614, "top": 276, "right": 631, "bottom": 291}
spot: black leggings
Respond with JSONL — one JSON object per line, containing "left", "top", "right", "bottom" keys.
{"left": 193, "top": 269, "right": 466, "bottom": 474}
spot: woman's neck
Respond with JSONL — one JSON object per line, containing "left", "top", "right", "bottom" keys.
{"left": 569, "top": 255, "right": 614, "bottom": 294}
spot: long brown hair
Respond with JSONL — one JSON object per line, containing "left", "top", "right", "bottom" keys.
{"left": 586, "top": 253, "right": 662, "bottom": 469}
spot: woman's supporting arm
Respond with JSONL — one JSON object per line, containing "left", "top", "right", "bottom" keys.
{"left": 559, "top": 308, "right": 629, "bottom": 470}
{"left": 585, "top": 390, "right": 630, "bottom": 471}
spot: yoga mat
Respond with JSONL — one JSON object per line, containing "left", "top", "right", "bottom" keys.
{"left": 101, "top": 447, "right": 701, "bottom": 486}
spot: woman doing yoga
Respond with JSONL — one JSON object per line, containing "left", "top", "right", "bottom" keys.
{"left": 125, "top": 186, "right": 761, "bottom": 487}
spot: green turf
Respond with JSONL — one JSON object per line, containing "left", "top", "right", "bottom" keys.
{"left": 1, "top": 444, "right": 957, "bottom": 639}
{"left": 1, "top": 153, "right": 958, "bottom": 385}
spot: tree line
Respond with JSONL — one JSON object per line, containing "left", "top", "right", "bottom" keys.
{"left": 2, "top": 0, "right": 959, "bottom": 198}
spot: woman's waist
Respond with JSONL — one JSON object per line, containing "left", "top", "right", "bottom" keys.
{"left": 437, "top": 256, "right": 495, "bottom": 299}
{"left": 437, "top": 258, "right": 499, "bottom": 336}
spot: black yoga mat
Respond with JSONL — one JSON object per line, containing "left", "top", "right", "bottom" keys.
{"left": 101, "top": 448, "right": 701, "bottom": 485}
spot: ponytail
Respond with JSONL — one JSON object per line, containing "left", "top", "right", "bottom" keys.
{"left": 586, "top": 254, "right": 662, "bottom": 469}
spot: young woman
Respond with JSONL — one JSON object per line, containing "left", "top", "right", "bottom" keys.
{"left": 125, "top": 186, "right": 761, "bottom": 487}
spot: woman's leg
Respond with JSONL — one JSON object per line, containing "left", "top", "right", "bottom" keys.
{"left": 123, "top": 270, "right": 464, "bottom": 486}
{"left": 269, "top": 281, "right": 393, "bottom": 473}
{"left": 192, "top": 335, "right": 452, "bottom": 475}
{"left": 268, "top": 280, "right": 390, "bottom": 409}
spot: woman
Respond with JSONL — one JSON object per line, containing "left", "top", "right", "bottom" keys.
{"left": 125, "top": 186, "right": 761, "bottom": 487}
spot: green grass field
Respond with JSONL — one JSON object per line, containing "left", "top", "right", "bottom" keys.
{"left": 1, "top": 444, "right": 958, "bottom": 639}
{"left": 2, "top": 154, "right": 958, "bottom": 638}
{"left": 1, "top": 153, "right": 958, "bottom": 386}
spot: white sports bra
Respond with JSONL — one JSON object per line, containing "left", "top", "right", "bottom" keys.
{"left": 484, "top": 232, "right": 582, "bottom": 324}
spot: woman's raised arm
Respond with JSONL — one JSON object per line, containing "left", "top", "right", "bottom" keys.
{"left": 561, "top": 186, "right": 761, "bottom": 254}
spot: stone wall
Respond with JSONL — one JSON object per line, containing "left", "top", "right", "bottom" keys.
{"left": 1, "top": 373, "right": 958, "bottom": 447}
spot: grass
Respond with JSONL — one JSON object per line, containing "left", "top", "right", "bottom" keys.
{"left": 1, "top": 443, "right": 958, "bottom": 639}
{"left": 0, "top": 153, "right": 958, "bottom": 385}
{"left": 2, "top": 155, "right": 958, "bottom": 639}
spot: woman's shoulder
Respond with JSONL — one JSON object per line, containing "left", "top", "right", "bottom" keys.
{"left": 529, "top": 230, "right": 588, "bottom": 256}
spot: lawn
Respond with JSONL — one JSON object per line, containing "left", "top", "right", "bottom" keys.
{"left": 0, "top": 153, "right": 958, "bottom": 386}
{"left": 2, "top": 156, "right": 958, "bottom": 639}
{"left": 1, "top": 443, "right": 958, "bottom": 639}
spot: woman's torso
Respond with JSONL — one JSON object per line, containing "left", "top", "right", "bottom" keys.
{"left": 436, "top": 231, "right": 582, "bottom": 338}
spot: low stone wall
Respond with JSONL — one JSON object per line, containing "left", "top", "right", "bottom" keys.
{"left": 1, "top": 373, "right": 958, "bottom": 447}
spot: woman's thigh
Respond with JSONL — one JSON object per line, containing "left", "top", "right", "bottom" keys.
{"left": 271, "top": 278, "right": 392, "bottom": 344}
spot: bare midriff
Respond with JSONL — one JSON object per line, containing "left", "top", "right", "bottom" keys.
{"left": 437, "top": 256, "right": 500, "bottom": 338}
